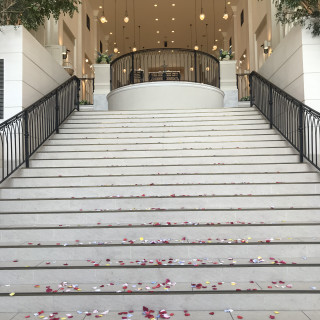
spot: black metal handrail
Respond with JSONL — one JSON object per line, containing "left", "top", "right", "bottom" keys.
{"left": 250, "top": 71, "right": 320, "bottom": 170}
{"left": 110, "top": 48, "right": 220, "bottom": 91}
{"left": 0, "top": 76, "right": 80, "bottom": 183}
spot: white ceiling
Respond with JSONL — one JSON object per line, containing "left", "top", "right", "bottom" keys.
{"left": 91, "top": 0, "right": 237, "bottom": 55}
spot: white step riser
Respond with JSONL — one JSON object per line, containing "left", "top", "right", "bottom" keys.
{"left": 0, "top": 210, "right": 319, "bottom": 225}
{"left": 40, "top": 141, "right": 290, "bottom": 151}
{"left": 1, "top": 225, "right": 319, "bottom": 242}
{"left": 46, "top": 134, "right": 283, "bottom": 145}
{"left": 65, "top": 115, "right": 265, "bottom": 123}
{"left": 2, "top": 267, "right": 320, "bottom": 284}
{"left": 77, "top": 107, "right": 255, "bottom": 114}
{"left": 6, "top": 173, "right": 320, "bottom": 188}
{"left": 12, "top": 163, "right": 316, "bottom": 177}
{"left": 32, "top": 148, "right": 297, "bottom": 160}
{"left": 1, "top": 195, "right": 319, "bottom": 212}
{"left": 48, "top": 132, "right": 279, "bottom": 142}
{"left": 64, "top": 120, "right": 267, "bottom": 127}
{"left": 67, "top": 116, "right": 263, "bottom": 123}
{"left": 1, "top": 244, "right": 319, "bottom": 260}
{"left": 1, "top": 183, "right": 319, "bottom": 199}
{"left": 0, "top": 293, "right": 320, "bottom": 313}
{"left": 29, "top": 155, "right": 300, "bottom": 167}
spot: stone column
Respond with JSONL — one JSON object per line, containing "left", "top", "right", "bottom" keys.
{"left": 220, "top": 60, "right": 238, "bottom": 108}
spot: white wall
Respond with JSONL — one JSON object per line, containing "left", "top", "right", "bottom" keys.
{"left": 258, "top": 25, "right": 320, "bottom": 111}
{"left": 0, "top": 26, "right": 70, "bottom": 122}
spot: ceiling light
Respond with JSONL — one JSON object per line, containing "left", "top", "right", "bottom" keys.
{"left": 199, "top": 0, "right": 205, "bottom": 20}
{"left": 123, "top": 0, "right": 129, "bottom": 23}
{"left": 171, "top": 30, "right": 175, "bottom": 33}
{"left": 132, "top": 47, "right": 137, "bottom": 52}
{"left": 99, "top": 5, "right": 102, "bottom": 9}
{"left": 228, "top": 1, "right": 231, "bottom": 4}
{"left": 206, "top": 66, "right": 210, "bottom": 71}
{"left": 194, "top": 45, "right": 199, "bottom": 50}
{"left": 243, "top": 54, "right": 246, "bottom": 58}
{"left": 100, "top": 15, "right": 107, "bottom": 23}
{"left": 212, "top": 45, "right": 217, "bottom": 51}
{"left": 110, "top": 32, "right": 113, "bottom": 35}
{"left": 157, "top": 41, "right": 160, "bottom": 44}
{"left": 85, "top": 58, "right": 89, "bottom": 62}
{"left": 172, "top": 18, "right": 175, "bottom": 20}
{"left": 215, "top": 39, "right": 218, "bottom": 42}
{"left": 171, "top": 40, "right": 174, "bottom": 43}
{"left": 223, "top": 0, "right": 229, "bottom": 20}
{"left": 154, "top": 4, "right": 158, "bottom": 7}
{"left": 155, "top": 18, "right": 159, "bottom": 21}
{"left": 218, "top": 29, "right": 221, "bottom": 32}
{"left": 156, "top": 30, "right": 160, "bottom": 33}
{"left": 114, "top": 47, "right": 118, "bottom": 53}
{"left": 172, "top": 3, "right": 175, "bottom": 6}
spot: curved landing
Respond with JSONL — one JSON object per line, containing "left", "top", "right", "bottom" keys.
{"left": 107, "top": 81, "right": 224, "bottom": 111}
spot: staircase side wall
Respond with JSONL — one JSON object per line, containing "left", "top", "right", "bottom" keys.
{"left": 0, "top": 26, "right": 70, "bottom": 123}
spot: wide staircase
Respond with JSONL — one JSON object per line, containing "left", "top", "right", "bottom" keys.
{"left": 0, "top": 106, "right": 320, "bottom": 319}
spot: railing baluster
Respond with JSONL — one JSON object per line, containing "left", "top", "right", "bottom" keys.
{"left": 298, "top": 104, "right": 304, "bottom": 163}
{"left": 24, "top": 111, "right": 29, "bottom": 168}
{"left": 269, "top": 83, "right": 273, "bottom": 129}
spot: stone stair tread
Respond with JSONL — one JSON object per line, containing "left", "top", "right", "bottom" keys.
{"left": 1, "top": 237, "right": 319, "bottom": 248}
{"left": 1, "top": 220, "right": 320, "bottom": 230}
{"left": 1, "top": 281, "right": 319, "bottom": 295}
{"left": 2, "top": 310, "right": 318, "bottom": 320}
{"left": 1, "top": 256, "right": 320, "bottom": 269}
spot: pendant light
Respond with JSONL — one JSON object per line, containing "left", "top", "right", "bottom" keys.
{"left": 194, "top": 0, "right": 199, "bottom": 50}
{"left": 100, "top": 0, "right": 107, "bottom": 23}
{"left": 122, "top": 25, "right": 126, "bottom": 54}
{"left": 206, "top": 23, "right": 209, "bottom": 53}
{"left": 212, "top": 0, "right": 217, "bottom": 51}
{"left": 124, "top": 0, "right": 129, "bottom": 23}
{"left": 138, "top": 25, "right": 141, "bottom": 50}
{"left": 223, "top": 0, "right": 228, "bottom": 20}
{"left": 189, "top": 24, "right": 193, "bottom": 49}
{"left": 199, "top": 0, "right": 205, "bottom": 20}
{"left": 114, "top": 0, "right": 118, "bottom": 53}
{"left": 132, "top": 0, "right": 137, "bottom": 52}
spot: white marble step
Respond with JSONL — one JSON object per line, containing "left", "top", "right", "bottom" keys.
{"left": 31, "top": 148, "right": 297, "bottom": 160}
{"left": 28, "top": 155, "right": 300, "bottom": 168}
{"left": 0, "top": 223, "right": 319, "bottom": 241}
{"left": 0, "top": 239, "right": 319, "bottom": 260}
{"left": 1, "top": 310, "right": 318, "bottom": 320}
{"left": 1, "top": 182, "right": 319, "bottom": 199}
{"left": 12, "top": 163, "right": 316, "bottom": 178}
{"left": 4, "top": 172, "right": 320, "bottom": 188}
{"left": 0, "top": 282, "right": 319, "bottom": 312}
{"left": 40, "top": 140, "right": 290, "bottom": 152}
{"left": 1, "top": 209, "right": 319, "bottom": 226}
{"left": 0, "top": 194, "right": 319, "bottom": 212}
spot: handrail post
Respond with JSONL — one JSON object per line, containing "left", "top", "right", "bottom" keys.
{"left": 194, "top": 51, "right": 197, "bottom": 83}
{"left": 249, "top": 73, "right": 253, "bottom": 108}
{"left": 55, "top": 89, "right": 59, "bottom": 134}
{"left": 76, "top": 78, "right": 80, "bottom": 112}
{"left": 269, "top": 83, "right": 273, "bottom": 129}
{"left": 298, "top": 104, "right": 304, "bottom": 163}
{"left": 24, "top": 111, "right": 29, "bottom": 168}
{"left": 131, "top": 52, "right": 135, "bottom": 84}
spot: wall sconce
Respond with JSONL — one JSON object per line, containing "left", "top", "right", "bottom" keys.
{"left": 262, "top": 40, "right": 271, "bottom": 54}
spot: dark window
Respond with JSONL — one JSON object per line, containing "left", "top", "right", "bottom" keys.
{"left": 0, "top": 59, "right": 3, "bottom": 119}
{"left": 241, "top": 10, "right": 244, "bottom": 26}
{"left": 100, "top": 41, "right": 103, "bottom": 53}
{"left": 86, "top": 14, "right": 90, "bottom": 31}
{"left": 164, "top": 41, "right": 168, "bottom": 47}
{"left": 229, "top": 37, "right": 232, "bottom": 47}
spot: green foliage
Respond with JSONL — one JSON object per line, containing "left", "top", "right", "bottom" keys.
{"left": 79, "top": 100, "right": 89, "bottom": 105}
{"left": 0, "top": 0, "right": 80, "bottom": 30}
{"left": 240, "top": 96, "right": 251, "bottom": 101}
{"left": 96, "top": 51, "right": 113, "bottom": 64}
{"left": 260, "top": 0, "right": 320, "bottom": 36}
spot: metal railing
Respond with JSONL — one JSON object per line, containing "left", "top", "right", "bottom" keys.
{"left": 250, "top": 71, "right": 320, "bottom": 170}
{"left": 110, "top": 48, "right": 220, "bottom": 91}
{"left": 0, "top": 76, "right": 80, "bottom": 183}
{"left": 79, "top": 77, "right": 94, "bottom": 105}
{"left": 237, "top": 73, "right": 250, "bottom": 101}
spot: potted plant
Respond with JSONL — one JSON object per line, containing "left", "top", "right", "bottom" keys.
{"left": 96, "top": 51, "right": 113, "bottom": 64}
{"left": 219, "top": 46, "right": 234, "bottom": 61}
